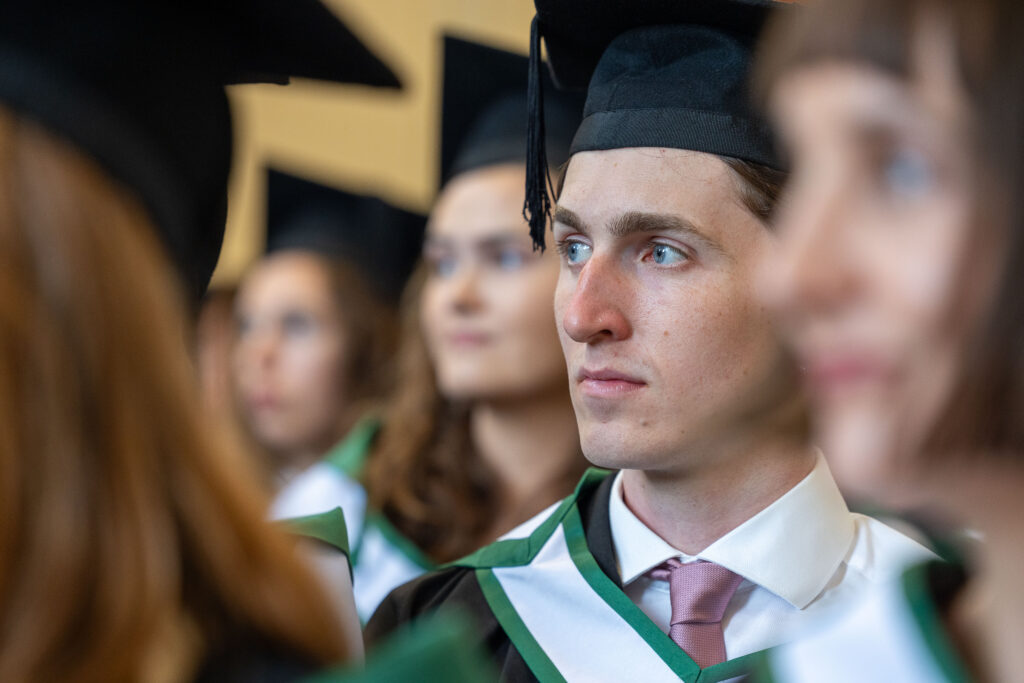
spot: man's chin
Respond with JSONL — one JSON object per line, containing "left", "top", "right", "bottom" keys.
{"left": 578, "top": 425, "right": 662, "bottom": 471}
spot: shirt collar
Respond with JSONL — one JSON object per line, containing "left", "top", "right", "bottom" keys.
{"left": 609, "top": 470, "right": 697, "bottom": 586}
{"left": 608, "top": 453, "right": 854, "bottom": 610}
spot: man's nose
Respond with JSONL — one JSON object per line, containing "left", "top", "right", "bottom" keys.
{"left": 561, "top": 255, "right": 632, "bottom": 344}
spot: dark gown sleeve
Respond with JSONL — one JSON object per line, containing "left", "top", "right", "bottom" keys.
{"left": 364, "top": 474, "right": 618, "bottom": 683}
{"left": 191, "top": 637, "right": 319, "bottom": 683}
{"left": 364, "top": 566, "right": 539, "bottom": 683}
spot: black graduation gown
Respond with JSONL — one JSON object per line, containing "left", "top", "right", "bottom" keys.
{"left": 364, "top": 474, "right": 620, "bottom": 683}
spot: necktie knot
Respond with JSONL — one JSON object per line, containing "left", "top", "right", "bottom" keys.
{"left": 647, "top": 559, "right": 744, "bottom": 668}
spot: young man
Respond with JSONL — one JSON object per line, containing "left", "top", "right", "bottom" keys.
{"left": 365, "top": 2, "right": 932, "bottom": 680}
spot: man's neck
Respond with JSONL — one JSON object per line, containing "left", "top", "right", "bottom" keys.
{"left": 620, "top": 438, "right": 816, "bottom": 555}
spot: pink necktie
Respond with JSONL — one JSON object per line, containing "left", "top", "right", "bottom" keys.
{"left": 648, "top": 559, "right": 744, "bottom": 668}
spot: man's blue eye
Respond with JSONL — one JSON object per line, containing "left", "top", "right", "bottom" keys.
{"left": 565, "top": 241, "right": 592, "bottom": 265}
{"left": 651, "top": 244, "right": 687, "bottom": 265}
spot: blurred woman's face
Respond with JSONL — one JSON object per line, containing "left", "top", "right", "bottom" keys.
{"left": 762, "top": 44, "right": 984, "bottom": 503}
{"left": 421, "top": 163, "right": 567, "bottom": 402}
{"left": 233, "top": 251, "right": 347, "bottom": 458}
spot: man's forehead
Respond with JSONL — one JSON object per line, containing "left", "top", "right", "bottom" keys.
{"left": 557, "top": 150, "right": 739, "bottom": 231}
{"left": 561, "top": 147, "right": 732, "bottom": 193}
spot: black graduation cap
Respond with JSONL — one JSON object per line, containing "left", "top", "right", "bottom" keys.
{"left": 440, "top": 34, "right": 584, "bottom": 189}
{"left": 265, "top": 168, "right": 426, "bottom": 304}
{"left": 523, "top": 0, "right": 789, "bottom": 248}
{"left": 0, "top": 0, "right": 401, "bottom": 302}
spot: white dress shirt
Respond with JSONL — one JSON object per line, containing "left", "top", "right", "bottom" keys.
{"left": 608, "top": 454, "right": 934, "bottom": 660}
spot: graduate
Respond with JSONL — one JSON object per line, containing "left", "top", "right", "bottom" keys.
{"left": 274, "top": 34, "right": 587, "bottom": 623}
{"left": 748, "top": 0, "right": 1024, "bottom": 680}
{"left": 364, "top": 2, "right": 934, "bottom": 680}
{"left": 231, "top": 168, "right": 423, "bottom": 635}
{"left": 233, "top": 168, "right": 423, "bottom": 498}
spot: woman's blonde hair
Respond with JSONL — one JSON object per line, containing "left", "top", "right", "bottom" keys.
{"left": 0, "top": 109, "right": 347, "bottom": 682}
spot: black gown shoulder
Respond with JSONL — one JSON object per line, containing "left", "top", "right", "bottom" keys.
{"left": 364, "top": 471, "right": 619, "bottom": 683}
{"left": 191, "top": 636, "right": 319, "bottom": 683}
{"left": 365, "top": 562, "right": 536, "bottom": 681}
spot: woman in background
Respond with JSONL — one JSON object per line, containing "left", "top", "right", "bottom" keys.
{"left": 232, "top": 169, "right": 420, "bottom": 497}
{"left": 754, "top": 0, "right": 1024, "bottom": 680}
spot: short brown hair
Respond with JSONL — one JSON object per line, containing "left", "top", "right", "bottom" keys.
{"left": 720, "top": 156, "right": 786, "bottom": 223}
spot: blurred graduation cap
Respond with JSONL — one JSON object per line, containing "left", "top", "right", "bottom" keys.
{"left": 523, "top": 0, "right": 789, "bottom": 248}
{"left": 440, "top": 34, "right": 584, "bottom": 189}
{"left": 0, "top": 0, "right": 401, "bottom": 302}
{"left": 265, "top": 168, "right": 426, "bottom": 304}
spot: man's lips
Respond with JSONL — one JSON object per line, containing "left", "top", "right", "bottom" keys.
{"left": 576, "top": 367, "right": 647, "bottom": 398}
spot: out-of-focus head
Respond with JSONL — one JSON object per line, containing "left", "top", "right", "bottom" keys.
{"left": 758, "top": 0, "right": 1024, "bottom": 504}
{"left": 420, "top": 36, "right": 583, "bottom": 402}
{"left": 234, "top": 169, "right": 420, "bottom": 461}
{"left": 0, "top": 104, "right": 206, "bottom": 682}
{"left": 0, "top": 108, "right": 349, "bottom": 682}
{"left": 0, "top": 0, "right": 400, "bottom": 303}
{"left": 529, "top": 0, "right": 802, "bottom": 472}
{"left": 234, "top": 250, "right": 353, "bottom": 460}
{"left": 423, "top": 163, "right": 567, "bottom": 401}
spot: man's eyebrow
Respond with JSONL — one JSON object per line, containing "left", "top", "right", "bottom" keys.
{"left": 553, "top": 206, "right": 588, "bottom": 235}
{"left": 554, "top": 207, "right": 727, "bottom": 256}
{"left": 614, "top": 211, "right": 727, "bottom": 257}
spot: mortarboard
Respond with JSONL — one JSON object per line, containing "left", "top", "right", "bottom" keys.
{"left": 524, "top": 0, "right": 789, "bottom": 248}
{"left": 0, "top": 0, "right": 401, "bottom": 302}
{"left": 440, "top": 34, "right": 584, "bottom": 189}
{"left": 265, "top": 168, "right": 426, "bottom": 304}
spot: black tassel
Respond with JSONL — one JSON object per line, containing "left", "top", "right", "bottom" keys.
{"left": 523, "top": 15, "right": 552, "bottom": 251}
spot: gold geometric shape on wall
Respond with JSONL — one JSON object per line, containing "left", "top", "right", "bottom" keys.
{"left": 215, "top": 0, "right": 536, "bottom": 287}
